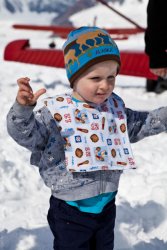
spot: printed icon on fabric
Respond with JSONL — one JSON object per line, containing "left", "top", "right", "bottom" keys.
{"left": 94, "top": 146, "right": 108, "bottom": 162}
{"left": 74, "top": 109, "right": 89, "bottom": 124}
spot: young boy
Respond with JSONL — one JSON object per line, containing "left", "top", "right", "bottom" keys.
{"left": 7, "top": 26, "right": 167, "bottom": 250}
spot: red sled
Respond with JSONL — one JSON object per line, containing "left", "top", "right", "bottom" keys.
{"left": 4, "top": 39, "right": 157, "bottom": 80}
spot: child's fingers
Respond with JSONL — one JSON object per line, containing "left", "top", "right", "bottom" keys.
{"left": 17, "top": 90, "right": 33, "bottom": 99}
{"left": 17, "top": 77, "right": 33, "bottom": 92}
{"left": 16, "top": 90, "right": 34, "bottom": 105}
{"left": 33, "top": 88, "right": 46, "bottom": 101}
{"left": 17, "top": 77, "right": 30, "bottom": 85}
{"left": 18, "top": 83, "right": 33, "bottom": 93}
{"left": 16, "top": 78, "right": 46, "bottom": 105}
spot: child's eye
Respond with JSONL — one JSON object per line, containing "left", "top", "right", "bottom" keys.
{"left": 89, "top": 77, "right": 100, "bottom": 81}
{"left": 108, "top": 76, "right": 115, "bottom": 80}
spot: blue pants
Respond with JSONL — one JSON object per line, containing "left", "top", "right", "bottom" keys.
{"left": 47, "top": 195, "right": 116, "bottom": 250}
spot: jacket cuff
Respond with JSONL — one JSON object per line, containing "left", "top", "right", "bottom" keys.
{"left": 12, "top": 100, "right": 36, "bottom": 118}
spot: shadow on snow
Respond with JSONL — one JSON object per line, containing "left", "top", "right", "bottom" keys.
{"left": 0, "top": 200, "right": 167, "bottom": 250}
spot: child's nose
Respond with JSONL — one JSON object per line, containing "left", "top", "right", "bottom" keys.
{"left": 100, "top": 79, "right": 110, "bottom": 90}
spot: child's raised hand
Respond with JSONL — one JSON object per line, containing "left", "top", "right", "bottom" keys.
{"left": 16, "top": 77, "right": 46, "bottom": 106}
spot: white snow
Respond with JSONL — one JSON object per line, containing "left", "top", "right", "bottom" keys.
{"left": 0, "top": 1, "right": 167, "bottom": 249}
{"left": 70, "top": 0, "right": 148, "bottom": 28}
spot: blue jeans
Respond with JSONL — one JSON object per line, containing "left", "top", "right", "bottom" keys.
{"left": 47, "top": 195, "right": 116, "bottom": 250}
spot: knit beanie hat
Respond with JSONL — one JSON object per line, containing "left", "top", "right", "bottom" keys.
{"left": 63, "top": 26, "right": 121, "bottom": 87}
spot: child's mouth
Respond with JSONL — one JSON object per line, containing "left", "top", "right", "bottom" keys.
{"left": 97, "top": 93, "right": 107, "bottom": 96}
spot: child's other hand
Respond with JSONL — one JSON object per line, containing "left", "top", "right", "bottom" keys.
{"left": 16, "top": 77, "right": 46, "bottom": 106}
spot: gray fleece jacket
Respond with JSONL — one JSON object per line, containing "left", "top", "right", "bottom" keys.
{"left": 6, "top": 93, "right": 167, "bottom": 201}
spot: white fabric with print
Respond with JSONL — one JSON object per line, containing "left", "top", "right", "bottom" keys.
{"left": 44, "top": 93, "right": 136, "bottom": 172}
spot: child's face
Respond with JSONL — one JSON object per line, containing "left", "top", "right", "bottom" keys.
{"left": 72, "top": 60, "right": 118, "bottom": 104}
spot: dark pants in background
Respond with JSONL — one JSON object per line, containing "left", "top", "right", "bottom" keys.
{"left": 47, "top": 195, "right": 116, "bottom": 250}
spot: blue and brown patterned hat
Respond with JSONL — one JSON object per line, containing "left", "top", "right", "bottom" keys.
{"left": 63, "top": 26, "right": 121, "bottom": 87}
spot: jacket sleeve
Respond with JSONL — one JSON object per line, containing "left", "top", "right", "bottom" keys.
{"left": 144, "top": 0, "right": 167, "bottom": 68}
{"left": 126, "top": 107, "right": 167, "bottom": 143}
{"left": 6, "top": 100, "right": 50, "bottom": 152}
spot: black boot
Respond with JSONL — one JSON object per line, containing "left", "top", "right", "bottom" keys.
{"left": 146, "top": 77, "right": 167, "bottom": 94}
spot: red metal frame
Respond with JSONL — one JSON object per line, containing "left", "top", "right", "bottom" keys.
{"left": 12, "top": 24, "right": 144, "bottom": 39}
